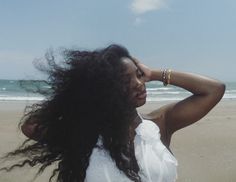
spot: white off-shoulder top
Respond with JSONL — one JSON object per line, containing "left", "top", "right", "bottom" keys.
{"left": 85, "top": 118, "right": 178, "bottom": 182}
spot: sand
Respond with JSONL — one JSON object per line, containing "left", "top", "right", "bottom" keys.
{"left": 0, "top": 100, "right": 235, "bottom": 182}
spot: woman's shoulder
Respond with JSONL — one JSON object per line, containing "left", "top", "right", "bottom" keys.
{"left": 140, "top": 110, "right": 165, "bottom": 134}
{"left": 139, "top": 107, "right": 172, "bottom": 147}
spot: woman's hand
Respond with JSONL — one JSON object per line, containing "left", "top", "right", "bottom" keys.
{"left": 132, "top": 57, "right": 152, "bottom": 82}
{"left": 138, "top": 63, "right": 153, "bottom": 82}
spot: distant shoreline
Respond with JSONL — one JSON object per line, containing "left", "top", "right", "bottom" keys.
{"left": 1, "top": 80, "right": 236, "bottom": 101}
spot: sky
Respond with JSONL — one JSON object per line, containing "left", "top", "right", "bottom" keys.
{"left": 0, "top": 0, "right": 235, "bottom": 81}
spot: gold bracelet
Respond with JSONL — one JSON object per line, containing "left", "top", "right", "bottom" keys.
{"left": 167, "top": 69, "right": 172, "bottom": 85}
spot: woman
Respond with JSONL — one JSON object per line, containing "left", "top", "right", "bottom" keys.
{"left": 0, "top": 44, "right": 225, "bottom": 182}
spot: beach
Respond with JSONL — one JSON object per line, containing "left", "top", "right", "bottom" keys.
{"left": 0, "top": 100, "right": 235, "bottom": 182}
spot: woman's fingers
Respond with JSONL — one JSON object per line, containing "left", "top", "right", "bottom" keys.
{"left": 138, "top": 63, "right": 152, "bottom": 82}
{"left": 132, "top": 57, "right": 153, "bottom": 81}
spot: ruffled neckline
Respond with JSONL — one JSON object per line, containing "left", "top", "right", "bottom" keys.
{"left": 135, "top": 113, "right": 161, "bottom": 142}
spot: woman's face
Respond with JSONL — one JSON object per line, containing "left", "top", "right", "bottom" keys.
{"left": 121, "top": 57, "right": 147, "bottom": 107}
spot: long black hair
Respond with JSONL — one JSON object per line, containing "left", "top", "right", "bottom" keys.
{"left": 0, "top": 44, "right": 142, "bottom": 182}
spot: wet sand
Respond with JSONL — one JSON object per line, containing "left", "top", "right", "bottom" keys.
{"left": 0, "top": 100, "right": 235, "bottom": 182}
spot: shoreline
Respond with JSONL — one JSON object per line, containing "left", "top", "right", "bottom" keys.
{"left": 0, "top": 99, "right": 235, "bottom": 181}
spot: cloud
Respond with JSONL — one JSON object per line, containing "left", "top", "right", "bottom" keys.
{"left": 131, "top": 0, "right": 167, "bottom": 14}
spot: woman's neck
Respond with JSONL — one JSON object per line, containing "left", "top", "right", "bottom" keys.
{"left": 133, "top": 112, "right": 142, "bottom": 129}
{"left": 129, "top": 111, "right": 142, "bottom": 141}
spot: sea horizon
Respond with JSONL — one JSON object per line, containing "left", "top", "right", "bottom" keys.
{"left": 0, "top": 79, "right": 235, "bottom": 102}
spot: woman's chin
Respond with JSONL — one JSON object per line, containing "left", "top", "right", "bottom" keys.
{"left": 135, "top": 98, "right": 146, "bottom": 107}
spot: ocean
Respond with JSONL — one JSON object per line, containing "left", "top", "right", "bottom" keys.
{"left": 0, "top": 79, "right": 235, "bottom": 102}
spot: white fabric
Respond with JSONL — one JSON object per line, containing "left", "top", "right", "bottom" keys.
{"left": 85, "top": 118, "right": 178, "bottom": 182}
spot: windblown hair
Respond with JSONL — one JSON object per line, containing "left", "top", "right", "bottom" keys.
{"left": 0, "top": 44, "right": 142, "bottom": 182}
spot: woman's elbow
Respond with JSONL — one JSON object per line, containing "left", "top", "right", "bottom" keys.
{"left": 216, "top": 82, "right": 225, "bottom": 97}
{"left": 21, "top": 122, "right": 39, "bottom": 141}
{"left": 211, "top": 81, "right": 226, "bottom": 102}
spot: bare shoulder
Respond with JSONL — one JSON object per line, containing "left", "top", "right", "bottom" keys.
{"left": 140, "top": 102, "right": 176, "bottom": 147}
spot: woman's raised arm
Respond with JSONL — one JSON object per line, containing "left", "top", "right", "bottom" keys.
{"left": 137, "top": 62, "right": 225, "bottom": 139}
{"left": 21, "top": 120, "right": 41, "bottom": 141}
{"left": 151, "top": 69, "right": 225, "bottom": 133}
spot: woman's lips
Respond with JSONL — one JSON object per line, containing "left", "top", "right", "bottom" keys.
{"left": 137, "top": 90, "right": 147, "bottom": 99}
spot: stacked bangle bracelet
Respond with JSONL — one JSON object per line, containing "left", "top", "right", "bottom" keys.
{"left": 161, "top": 69, "right": 172, "bottom": 86}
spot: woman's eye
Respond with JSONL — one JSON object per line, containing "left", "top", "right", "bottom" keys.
{"left": 137, "top": 71, "right": 144, "bottom": 78}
